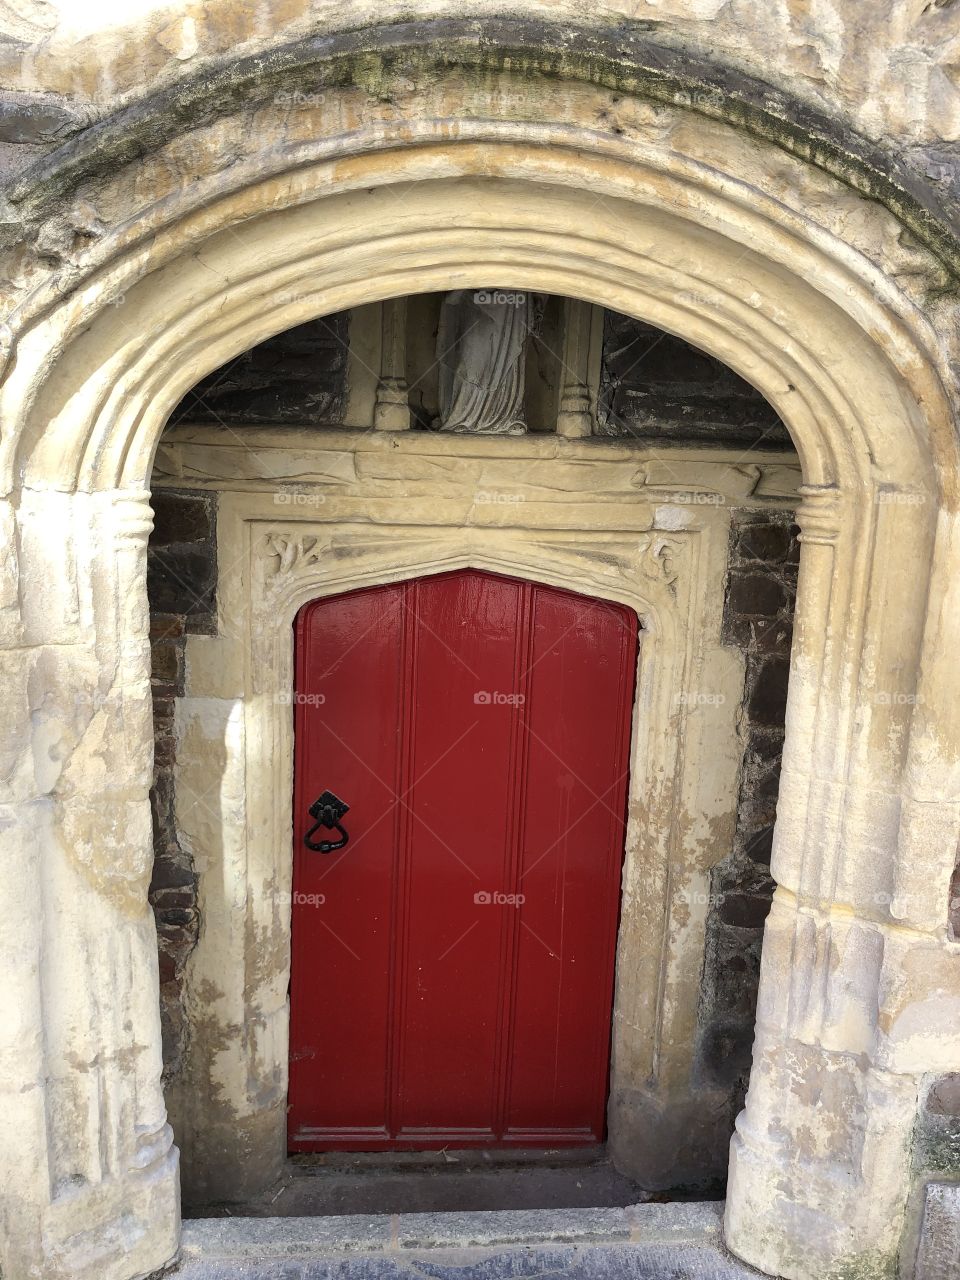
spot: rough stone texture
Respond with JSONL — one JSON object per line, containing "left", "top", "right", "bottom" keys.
{"left": 166, "top": 1247, "right": 757, "bottom": 1280}
{"left": 148, "top": 489, "right": 219, "bottom": 631}
{"left": 179, "top": 1202, "right": 724, "bottom": 1258}
{"left": 949, "top": 859, "right": 960, "bottom": 939}
{"left": 167, "top": 1203, "right": 750, "bottom": 1279}
{"left": 914, "top": 1183, "right": 960, "bottom": 1280}
{"left": 187, "top": 1152, "right": 646, "bottom": 1219}
{"left": 913, "top": 1074, "right": 960, "bottom": 1185}
{"left": 597, "top": 311, "right": 791, "bottom": 449}
{"left": 1, "top": 10, "right": 959, "bottom": 1280}
{"left": 147, "top": 488, "right": 218, "bottom": 1079}
{"left": 169, "top": 315, "right": 350, "bottom": 428}
{"left": 394, "top": 1208, "right": 633, "bottom": 1248}
{"left": 3, "top": 3, "right": 960, "bottom": 236}
{"left": 694, "top": 513, "right": 799, "bottom": 1110}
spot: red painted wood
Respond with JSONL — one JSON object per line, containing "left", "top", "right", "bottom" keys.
{"left": 288, "top": 570, "right": 638, "bottom": 1150}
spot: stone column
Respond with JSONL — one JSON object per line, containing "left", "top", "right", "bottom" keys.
{"left": 0, "top": 488, "right": 180, "bottom": 1280}
{"left": 726, "top": 482, "right": 957, "bottom": 1280}
{"left": 556, "top": 298, "right": 594, "bottom": 438}
{"left": 373, "top": 298, "right": 411, "bottom": 431}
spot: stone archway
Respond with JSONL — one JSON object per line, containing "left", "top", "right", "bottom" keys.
{"left": 2, "top": 41, "right": 959, "bottom": 1280}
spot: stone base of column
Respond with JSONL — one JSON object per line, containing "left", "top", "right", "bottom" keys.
{"left": 41, "top": 1140, "right": 180, "bottom": 1280}
{"left": 556, "top": 388, "right": 593, "bottom": 438}
{"left": 725, "top": 1047, "right": 918, "bottom": 1280}
{"left": 913, "top": 1183, "right": 960, "bottom": 1280}
{"left": 374, "top": 380, "right": 411, "bottom": 431}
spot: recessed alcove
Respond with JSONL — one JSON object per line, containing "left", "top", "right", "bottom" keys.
{"left": 148, "top": 290, "right": 800, "bottom": 1213}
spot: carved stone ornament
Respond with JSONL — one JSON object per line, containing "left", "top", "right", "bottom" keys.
{"left": 262, "top": 531, "right": 329, "bottom": 575}
{"left": 636, "top": 534, "right": 682, "bottom": 596}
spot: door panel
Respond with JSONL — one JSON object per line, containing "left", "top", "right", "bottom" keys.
{"left": 289, "top": 583, "right": 405, "bottom": 1140}
{"left": 505, "top": 589, "right": 636, "bottom": 1139}
{"left": 288, "top": 570, "right": 638, "bottom": 1150}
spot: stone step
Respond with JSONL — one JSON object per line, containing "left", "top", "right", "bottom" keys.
{"left": 165, "top": 1203, "right": 765, "bottom": 1278}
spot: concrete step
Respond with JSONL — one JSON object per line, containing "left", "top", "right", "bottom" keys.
{"left": 164, "top": 1203, "right": 766, "bottom": 1278}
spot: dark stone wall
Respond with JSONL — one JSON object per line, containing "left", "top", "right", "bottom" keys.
{"left": 147, "top": 488, "right": 218, "bottom": 1079}
{"left": 162, "top": 302, "right": 798, "bottom": 452}
{"left": 695, "top": 510, "right": 799, "bottom": 1117}
{"left": 911, "top": 1070, "right": 960, "bottom": 1240}
{"left": 914, "top": 1074, "right": 960, "bottom": 1178}
{"left": 597, "top": 309, "right": 793, "bottom": 449}
{"left": 167, "top": 313, "right": 350, "bottom": 426}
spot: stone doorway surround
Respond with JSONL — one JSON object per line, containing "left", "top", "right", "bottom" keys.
{"left": 153, "top": 426, "right": 798, "bottom": 1205}
{"left": 2, "top": 27, "right": 960, "bottom": 1280}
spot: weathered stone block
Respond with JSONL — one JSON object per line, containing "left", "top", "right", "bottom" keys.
{"left": 147, "top": 544, "right": 217, "bottom": 621}
{"left": 151, "top": 491, "right": 214, "bottom": 545}
{"left": 745, "top": 657, "right": 790, "bottom": 725}
{"left": 915, "top": 1182, "right": 960, "bottom": 1280}
{"left": 726, "top": 572, "right": 787, "bottom": 617}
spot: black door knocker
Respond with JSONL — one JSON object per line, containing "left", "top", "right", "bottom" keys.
{"left": 304, "top": 790, "right": 350, "bottom": 853}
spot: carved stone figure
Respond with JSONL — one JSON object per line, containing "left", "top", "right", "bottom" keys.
{"left": 436, "top": 289, "right": 535, "bottom": 434}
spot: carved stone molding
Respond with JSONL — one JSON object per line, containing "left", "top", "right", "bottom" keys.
{"left": 261, "top": 531, "right": 330, "bottom": 576}
{"left": 636, "top": 533, "right": 683, "bottom": 596}
{"left": 796, "top": 483, "right": 842, "bottom": 545}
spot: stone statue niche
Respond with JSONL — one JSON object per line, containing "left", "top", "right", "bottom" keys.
{"left": 435, "top": 289, "right": 539, "bottom": 434}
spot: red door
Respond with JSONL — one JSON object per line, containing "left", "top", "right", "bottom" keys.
{"left": 288, "top": 570, "right": 638, "bottom": 1150}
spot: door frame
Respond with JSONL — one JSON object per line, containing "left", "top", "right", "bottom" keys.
{"left": 162, "top": 428, "right": 764, "bottom": 1203}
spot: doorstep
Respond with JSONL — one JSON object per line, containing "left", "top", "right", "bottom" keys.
{"left": 162, "top": 1202, "right": 768, "bottom": 1278}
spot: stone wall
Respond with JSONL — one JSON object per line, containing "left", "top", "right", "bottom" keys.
{"left": 168, "top": 315, "right": 350, "bottom": 427}
{"left": 695, "top": 511, "right": 799, "bottom": 1126}
{"left": 147, "top": 488, "right": 218, "bottom": 1078}
{"left": 597, "top": 310, "right": 792, "bottom": 449}
{"left": 0, "top": 6, "right": 956, "bottom": 1276}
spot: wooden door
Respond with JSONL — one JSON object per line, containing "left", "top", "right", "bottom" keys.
{"left": 288, "top": 570, "right": 638, "bottom": 1150}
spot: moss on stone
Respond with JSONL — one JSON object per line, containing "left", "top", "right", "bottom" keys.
{"left": 2, "top": 18, "right": 959, "bottom": 281}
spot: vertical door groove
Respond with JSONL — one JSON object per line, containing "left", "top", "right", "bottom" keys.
{"left": 491, "top": 580, "right": 536, "bottom": 1138}
{"left": 385, "top": 580, "right": 418, "bottom": 1138}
